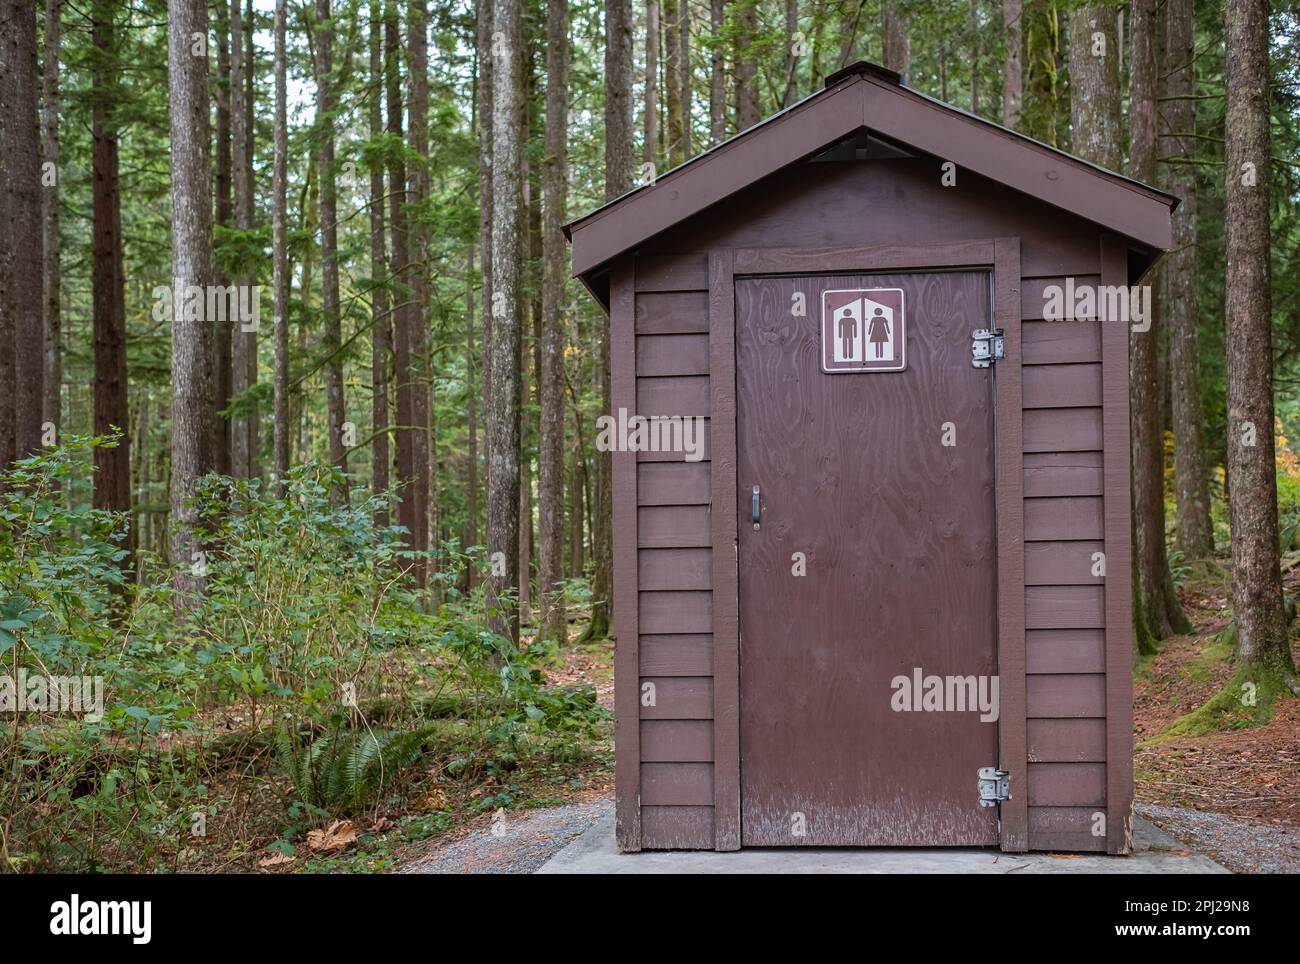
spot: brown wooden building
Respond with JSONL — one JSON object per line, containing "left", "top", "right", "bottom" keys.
{"left": 566, "top": 62, "right": 1176, "bottom": 854}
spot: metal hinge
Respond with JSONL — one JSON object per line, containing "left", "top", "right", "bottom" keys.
{"left": 978, "top": 767, "right": 1010, "bottom": 807}
{"left": 971, "top": 328, "right": 1005, "bottom": 368}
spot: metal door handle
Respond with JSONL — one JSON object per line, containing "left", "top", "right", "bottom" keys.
{"left": 752, "top": 485, "right": 761, "bottom": 529}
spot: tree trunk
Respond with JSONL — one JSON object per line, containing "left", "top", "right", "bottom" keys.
{"left": 664, "top": 0, "right": 684, "bottom": 166}
{"left": 781, "top": 0, "right": 798, "bottom": 108}
{"left": 91, "top": 3, "right": 131, "bottom": 547}
{"left": 709, "top": 0, "right": 726, "bottom": 145}
{"left": 167, "top": 0, "right": 216, "bottom": 602}
{"left": 735, "top": 0, "right": 759, "bottom": 130}
{"left": 969, "top": 0, "right": 979, "bottom": 114}
{"left": 466, "top": 244, "right": 479, "bottom": 588}
{"left": 539, "top": 0, "right": 569, "bottom": 641}
{"left": 590, "top": 0, "right": 633, "bottom": 641}
{"left": 314, "top": 0, "right": 348, "bottom": 498}
{"left": 488, "top": 0, "right": 524, "bottom": 644}
{"left": 680, "top": 1, "right": 691, "bottom": 156}
{"left": 836, "top": 4, "right": 858, "bottom": 68}
{"left": 1224, "top": 0, "right": 1295, "bottom": 677}
{"left": 1164, "top": 0, "right": 1213, "bottom": 559}
{"left": 476, "top": 0, "right": 493, "bottom": 480}
{"left": 368, "top": 0, "right": 390, "bottom": 524}
{"left": 231, "top": 0, "right": 258, "bottom": 480}
{"left": 645, "top": 0, "right": 660, "bottom": 170}
{"left": 386, "top": 1, "right": 423, "bottom": 580}
{"left": 1067, "top": 8, "right": 1120, "bottom": 169}
{"left": 883, "top": 2, "right": 910, "bottom": 76}
{"left": 1128, "top": 0, "right": 1189, "bottom": 642}
{"left": 570, "top": 437, "right": 584, "bottom": 578}
{"left": 408, "top": 0, "right": 435, "bottom": 583}
{"left": 0, "top": 0, "right": 45, "bottom": 464}
{"left": 136, "top": 394, "right": 151, "bottom": 577}
{"left": 272, "top": 0, "right": 290, "bottom": 490}
{"left": 213, "top": 4, "right": 233, "bottom": 476}
{"left": 41, "top": 0, "right": 61, "bottom": 437}
{"left": 1001, "top": 0, "right": 1023, "bottom": 127}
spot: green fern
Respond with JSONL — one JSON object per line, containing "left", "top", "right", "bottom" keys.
{"left": 277, "top": 723, "right": 436, "bottom": 812}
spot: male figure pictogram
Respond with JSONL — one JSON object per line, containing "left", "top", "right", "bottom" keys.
{"left": 837, "top": 306, "right": 858, "bottom": 359}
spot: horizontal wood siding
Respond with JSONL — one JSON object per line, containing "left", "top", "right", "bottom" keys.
{"left": 635, "top": 267, "right": 715, "bottom": 849}
{"left": 1021, "top": 272, "right": 1110, "bottom": 853}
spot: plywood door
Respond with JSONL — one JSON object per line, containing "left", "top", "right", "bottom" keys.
{"left": 736, "top": 271, "right": 999, "bottom": 846}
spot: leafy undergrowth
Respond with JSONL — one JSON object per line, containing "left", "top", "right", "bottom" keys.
{"left": 0, "top": 442, "right": 612, "bottom": 874}
{"left": 1134, "top": 564, "right": 1300, "bottom": 826}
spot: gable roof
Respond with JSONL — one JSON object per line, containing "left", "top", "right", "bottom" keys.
{"left": 566, "top": 62, "right": 1178, "bottom": 282}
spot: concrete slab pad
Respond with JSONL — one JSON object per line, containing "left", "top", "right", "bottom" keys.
{"left": 536, "top": 813, "right": 1230, "bottom": 874}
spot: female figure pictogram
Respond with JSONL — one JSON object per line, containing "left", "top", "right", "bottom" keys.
{"left": 867, "top": 306, "right": 891, "bottom": 358}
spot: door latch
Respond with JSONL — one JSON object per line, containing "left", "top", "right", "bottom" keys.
{"left": 752, "top": 485, "right": 761, "bottom": 530}
{"left": 971, "top": 328, "right": 1005, "bottom": 368}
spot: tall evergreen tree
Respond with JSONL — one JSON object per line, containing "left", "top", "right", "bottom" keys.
{"left": 166, "top": 0, "right": 216, "bottom": 601}
{"left": 1224, "top": 0, "right": 1297, "bottom": 680}
{"left": 1164, "top": 0, "right": 1213, "bottom": 559}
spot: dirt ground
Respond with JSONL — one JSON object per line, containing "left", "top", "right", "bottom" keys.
{"left": 1134, "top": 575, "right": 1300, "bottom": 828}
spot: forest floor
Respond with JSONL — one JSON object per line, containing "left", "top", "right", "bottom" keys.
{"left": 1133, "top": 564, "right": 1300, "bottom": 871}
{"left": 366, "top": 628, "right": 615, "bottom": 875}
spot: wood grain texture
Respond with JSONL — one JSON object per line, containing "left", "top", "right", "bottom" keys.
{"left": 641, "top": 720, "right": 714, "bottom": 761}
{"left": 640, "top": 805, "right": 715, "bottom": 849}
{"left": 637, "top": 375, "right": 710, "bottom": 416}
{"left": 636, "top": 333, "right": 710, "bottom": 376}
{"left": 1022, "top": 363, "right": 1102, "bottom": 408}
{"left": 1026, "top": 629, "right": 1106, "bottom": 674}
{"left": 1028, "top": 807, "right": 1108, "bottom": 851}
{"left": 639, "top": 676, "right": 714, "bottom": 718}
{"left": 709, "top": 249, "right": 741, "bottom": 850}
{"left": 733, "top": 238, "right": 996, "bottom": 275}
{"left": 639, "top": 548, "right": 712, "bottom": 590}
{"left": 635, "top": 290, "right": 710, "bottom": 333}
{"left": 1100, "top": 232, "right": 1135, "bottom": 855}
{"left": 1028, "top": 719, "right": 1107, "bottom": 761}
{"left": 1026, "top": 674, "right": 1107, "bottom": 718}
{"left": 1020, "top": 276, "right": 1101, "bottom": 320}
{"left": 1025, "top": 540, "right": 1105, "bottom": 584}
{"left": 640, "top": 590, "right": 713, "bottom": 633}
{"left": 637, "top": 461, "right": 711, "bottom": 505}
{"left": 1024, "top": 497, "right": 1105, "bottom": 540}
{"left": 637, "top": 506, "right": 711, "bottom": 547}
{"left": 1022, "top": 321, "right": 1102, "bottom": 364}
{"left": 1025, "top": 586, "right": 1106, "bottom": 628}
{"left": 640, "top": 762, "right": 714, "bottom": 805}
{"left": 609, "top": 260, "right": 641, "bottom": 851}
{"left": 1023, "top": 452, "right": 1104, "bottom": 497}
{"left": 639, "top": 634, "right": 714, "bottom": 676}
{"left": 634, "top": 255, "right": 709, "bottom": 293}
{"left": 637, "top": 421, "right": 712, "bottom": 461}
{"left": 1023, "top": 408, "right": 1104, "bottom": 452}
{"left": 1028, "top": 762, "right": 1106, "bottom": 807}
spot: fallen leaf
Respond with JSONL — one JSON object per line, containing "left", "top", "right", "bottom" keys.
{"left": 307, "top": 819, "right": 359, "bottom": 853}
{"left": 258, "top": 852, "right": 295, "bottom": 868}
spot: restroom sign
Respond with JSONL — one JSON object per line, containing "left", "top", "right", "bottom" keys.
{"left": 821, "top": 288, "right": 906, "bottom": 373}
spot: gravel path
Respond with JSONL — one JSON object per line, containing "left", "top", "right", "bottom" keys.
{"left": 1138, "top": 803, "right": 1300, "bottom": 874}
{"left": 403, "top": 799, "right": 1289, "bottom": 874}
{"left": 400, "top": 800, "right": 613, "bottom": 874}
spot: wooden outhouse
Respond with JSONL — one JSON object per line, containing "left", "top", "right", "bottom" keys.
{"left": 566, "top": 62, "right": 1176, "bottom": 853}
